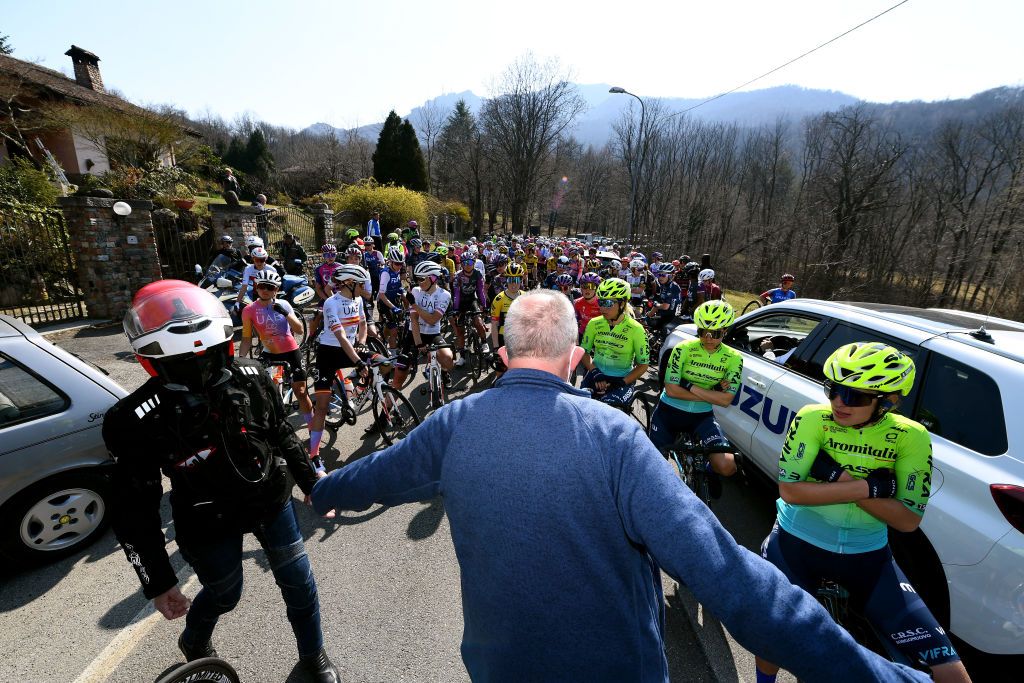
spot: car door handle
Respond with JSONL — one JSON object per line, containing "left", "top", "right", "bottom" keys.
{"left": 748, "top": 378, "right": 768, "bottom": 390}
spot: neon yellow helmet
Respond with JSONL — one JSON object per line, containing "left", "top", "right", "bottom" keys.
{"left": 435, "top": 245, "right": 449, "bottom": 256}
{"left": 693, "top": 300, "right": 735, "bottom": 330}
{"left": 823, "top": 342, "right": 916, "bottom": 396}
{"left": 505, "top": 263, "right": 525, "bottom": 279}
{"left": 596, "top": 277, "right": 630, "bottom": 301}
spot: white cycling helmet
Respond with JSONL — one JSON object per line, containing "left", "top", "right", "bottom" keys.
{"left": 630, "top": 258, "right": 645, "bottom": 270}
{"left": 253, "top": 269, "right": 282, "bottom": 288}
{"left": 250, "top": 247, "right": 268, "bottom": 260}
{"left": 413, "top": 260, "right": 444, "bottom": 280}
{"left": 386, "top": 246, "right": 404, "bottom": 263}
{"left": 698, "top": 268, "right": 716, "bottom": 284}
{"left": 245, "top": 235, "right": 264, "bottom": 249}
{"left": 334, "top": 263, "right": 370, "bottom": 285}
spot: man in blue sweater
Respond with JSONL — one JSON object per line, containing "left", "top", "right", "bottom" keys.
{"left": 311, "top": 290, "right": 927, "bottom": 682}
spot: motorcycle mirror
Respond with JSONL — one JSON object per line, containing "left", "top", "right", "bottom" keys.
{"left": 194, "top": 264, "right": 202, "bottom": 275}
{"left": 216, "top": 277, "right": 234, "bottom": 289}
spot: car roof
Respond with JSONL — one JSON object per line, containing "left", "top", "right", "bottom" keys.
{"left": 771, "top": 300, "right": 1024, "bottom": 364}
{"left": 0, "top": 314, "right": 37, "bottom": 339}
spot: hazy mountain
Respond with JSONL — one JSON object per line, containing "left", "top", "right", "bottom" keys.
{"left": 300, "top": 83, "right": 1022, "bottom": 148}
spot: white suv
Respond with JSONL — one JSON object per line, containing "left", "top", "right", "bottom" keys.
{"left": 660, "top": 300, "right": 1024, "bottom": 656}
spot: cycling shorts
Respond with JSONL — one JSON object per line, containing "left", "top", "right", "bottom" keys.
{"left": 261, "top": 349, "right": 306, "bottom": 383}
{"left": 761, "top": 523, "right": 960, "bottom": 668}
{"left": 314, "top": 345, "right": 358, "bottom": 392}
{"left": 456, "top": 300, "right": 482, "bottom": 316}
{"left": 397, "top": 332, "right": 441, "bottom": 370}
{"left": 648, "top": 401, "right": 729, "bottom": 452}
{"left": 378, "top": 303, "right": 402, "bottom": 329}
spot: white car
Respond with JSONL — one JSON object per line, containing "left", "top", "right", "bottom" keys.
{"left": 660, "top": 300, "right": 1024, "bottom": 656}
{"left": 0, "top": 315, "right": 128, "bottom": 565}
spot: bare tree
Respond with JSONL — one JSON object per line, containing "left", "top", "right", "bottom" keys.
{"left": 411, "top": 99, "right": 447, "bottom": 192}
{"left": 481, "top": 54, "right": 585, "bottom": 232}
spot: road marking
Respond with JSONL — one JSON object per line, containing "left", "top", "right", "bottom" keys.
{"left": 72, "top": 571, "right": 197, "bottom": 683}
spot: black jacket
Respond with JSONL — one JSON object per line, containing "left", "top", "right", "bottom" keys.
{"left": 103, "top": 358, "right": 318, "bottom": 599}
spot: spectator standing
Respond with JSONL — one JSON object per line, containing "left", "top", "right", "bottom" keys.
{"left": 310, "top": 289, "right": 927, "bottom": 683}
{"left": 366, "top": 210, "right": 383, "bottom": 251}
{"left": 221, "top": 167, "right": 241, "bottom": 206}
{"left": 276, "top": 233, "right": 308, "bottom": 276}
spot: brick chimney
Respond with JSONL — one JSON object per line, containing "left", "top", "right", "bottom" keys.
{"left": 64, "top": 45, "right": 104, "bottom": 92}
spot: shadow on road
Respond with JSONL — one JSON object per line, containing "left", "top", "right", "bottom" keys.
{"left": 406, "top": 497, "right": 445, "bottom": 540}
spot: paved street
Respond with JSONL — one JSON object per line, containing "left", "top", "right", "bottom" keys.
{"left": 0, "top": 323, "right": 815, "bottom": 682}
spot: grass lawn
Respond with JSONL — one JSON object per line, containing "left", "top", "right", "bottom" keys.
{"left": 724, "top": 288, "right": 759, "bottom": 313}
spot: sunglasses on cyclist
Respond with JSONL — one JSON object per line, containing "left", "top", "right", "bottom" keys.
{"left": 823, "top": 380, "right": 882, "bottom": 407}
{"left": 506, "top": 277, "right": 522, "bottom": 284}
{"left": 597, "top": 298, "right": 620, "bottom": 308}
{"left": 698, "top": 328, "right": 726, "bottom": 339}
{"left": 581, "top": 284, "right": 596, "bottom": 290}
{"left": 255, "top": 283, "right": 278, "bottom": 291}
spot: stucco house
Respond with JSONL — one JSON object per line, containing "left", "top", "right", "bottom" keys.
{"left": 0, "top": 45, "right": 191, "bottom": 180}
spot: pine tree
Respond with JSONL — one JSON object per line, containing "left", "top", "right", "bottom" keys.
{"left": 0, "top": 35, "right": 13, "bottom": 55}
{"left": 223, "top": 136, "right": 248, "bottom": 172}
{"left": 372, "top": 110, "right": 403, "bottom": 185}
{"left": 396, "top": 119, "right": 428, "bottom": 191}
{"left": 245, "top": 127, "right": 275, "bottom": 182}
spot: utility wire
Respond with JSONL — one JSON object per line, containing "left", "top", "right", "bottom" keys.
{"left": 666, "top": 0, "right": 911, "bottom": 119}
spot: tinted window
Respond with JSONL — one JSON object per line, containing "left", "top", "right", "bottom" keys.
{"left": 916, "top": 355, "right": 1007, "bottom": 456}
{"left": 725, "top": 314, "right": 824, "bottom": 369}
{"left": 0, "top": 355, "right": 68, "bottom": 427}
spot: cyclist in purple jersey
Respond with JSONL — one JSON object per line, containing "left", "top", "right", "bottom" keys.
{"left": 452, "top": 253, "right": 490, "bottom": 365}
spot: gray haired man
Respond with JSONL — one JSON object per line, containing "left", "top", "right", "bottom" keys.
{"left": 311, "top": 290, "right": 928, "bottom": 682}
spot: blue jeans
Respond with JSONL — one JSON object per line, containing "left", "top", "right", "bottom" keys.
{"left": 178, "top": 500, "right": 323, "bottom": 658}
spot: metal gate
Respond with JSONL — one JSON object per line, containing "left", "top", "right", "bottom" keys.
{"left": 260, "top": 206, "right": 317, "bottom": 277}
{"left": 0, "top": 202, "right": 86, "bottom": 326}
{"left": 152, "top": 208, "right": 215, "bottom": 282}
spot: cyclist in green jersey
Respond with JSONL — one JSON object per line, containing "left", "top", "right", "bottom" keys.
{"left": 649, "top": 300, "right": 741, "bottom": 498}
{"left": 755, "top": 343, "right": 970, "bottom": 683}
{"left": 580, "top": 278, "right": 649, "bottom": 407}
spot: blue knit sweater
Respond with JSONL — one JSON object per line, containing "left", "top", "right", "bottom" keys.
{"left": 312, "top": 368, "right": 926, "bottom": 682}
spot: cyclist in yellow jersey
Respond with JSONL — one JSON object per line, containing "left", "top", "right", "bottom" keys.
{"left": 755, "top": 343, "right": 970, "bottom": 683}
{"left": 580, "top": 278, "right": 649, "bottom": 407}
{"left": 650, "top": 300, "right": 741, "bottom": 498}
{"left": 490, "top": 263, "right": 524, "bottom": 377}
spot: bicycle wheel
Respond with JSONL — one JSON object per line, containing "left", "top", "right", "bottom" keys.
{"left": 155, "top": 657, "right": 240, "bottom": 683}
{"left": 373, "top": 386, "right": 421, "bottom": 445}
{"left": 365, "top": 335, "right": 389, "bottom": 357}
{"left": 632, "top": 392, "right": 653, "bottom": 432}
{"left": 741, "top": 299, "right": 761, "bottom": 315}
{"left": 293, "top": 309, "right": 309, "bottom": 346}
{"left": 323, "top": 377, "right": 347, "bottom": 430}
{"left": 467, "top": 333, "right": 483, "bottom": 381}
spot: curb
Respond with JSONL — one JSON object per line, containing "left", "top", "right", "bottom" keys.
{"left": 37, "top": 319, "right": 114, "bottom": 339}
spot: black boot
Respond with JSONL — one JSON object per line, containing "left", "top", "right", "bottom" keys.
{"left": 299, "top": 648, "right": 339, "bottom": 683}
{"left": 178, "top": 632, "right": 217, "bottom": 662}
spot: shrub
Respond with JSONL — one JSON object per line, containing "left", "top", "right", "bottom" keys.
{"left": 98, "top": 165, "right": 200, "bottom": 201}
{"left": 0, "top": 157, "right": 60, "bottom": 207}
{"left": 317, "top": 179, "right": 427, "bottom": 230}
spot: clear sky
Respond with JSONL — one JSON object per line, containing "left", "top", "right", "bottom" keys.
{"left": 2, "top": 0, "right": 1021, "bottom": 130}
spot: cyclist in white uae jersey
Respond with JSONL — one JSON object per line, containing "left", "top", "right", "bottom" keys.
{"left": 391, "top": 261, "right": 452, "bottom": 391}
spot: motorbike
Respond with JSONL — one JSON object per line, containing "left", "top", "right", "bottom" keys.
{"left": 194, "top": 255, "right": 316, "bottom": 329}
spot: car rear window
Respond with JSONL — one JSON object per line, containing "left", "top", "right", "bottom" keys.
{"left": 0, "top": 354, "right": 68, "bottom": 427}
{"left": 915, "top": 355, "right": 1008, "bottom": 456}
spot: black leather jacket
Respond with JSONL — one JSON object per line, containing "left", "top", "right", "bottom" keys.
{"left": 103, "top": 358, "right": 318, "bottom": 599}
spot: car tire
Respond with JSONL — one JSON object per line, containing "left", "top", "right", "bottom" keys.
{"left": 0, "top": 469, "right": 112, "bottom": 567}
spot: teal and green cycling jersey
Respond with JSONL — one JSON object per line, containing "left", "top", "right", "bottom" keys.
{"left": 581, "top": 314, "right": 650, "bottom": 378}
{"left": 777, "top": 405, "right": 933, "bottom": 554}
{"left": 659, "top": 338, "right": 743, "bottom": 413}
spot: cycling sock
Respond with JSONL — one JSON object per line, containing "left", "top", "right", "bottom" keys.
{"left": 301, "top": 412, "right": 313, "bottom": 428}
{"left": 309, "top": 429, "right": 323, "bottom": 457}
{"left": 755, "top": 669, "right": 777, "bottom": 683}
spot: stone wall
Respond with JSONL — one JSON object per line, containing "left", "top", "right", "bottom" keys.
{"left": 209, "top": 204, "right": 263, "bottom": 245}
{"left": 59, "top": 196, "right": 161, "bottom": 320}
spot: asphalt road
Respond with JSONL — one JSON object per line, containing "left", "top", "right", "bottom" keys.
{"left": 5, "top": 323, "right": 1002, "bottom": 682}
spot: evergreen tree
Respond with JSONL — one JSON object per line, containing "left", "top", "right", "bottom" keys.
{"left": 245, "top": 127, "right": 275, "bottom": 182}
{"left": 0, "top": 34, "right": 13, "bottom": 55}
{"left": 372, "top": 110, "right": 403, "bottom": 185}
{"left": 223, "top": 136, "right": 248, "bottom": 172}
{"left": 396, "top": 119, "right": 428, "bottom": 191}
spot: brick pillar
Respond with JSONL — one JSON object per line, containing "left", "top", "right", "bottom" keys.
{"left": 59, "top": 196, "right": 161, "bottom": 320}
{"left": 209, "top": 204, "right": 262, "bottom": 246}
{"left": 308, "top": 203, "right": 334, "bottom": 248}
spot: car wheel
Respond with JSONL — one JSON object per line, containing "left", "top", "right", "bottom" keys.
{"left": 0, "top": 469, "right": 112, "bottom": 566}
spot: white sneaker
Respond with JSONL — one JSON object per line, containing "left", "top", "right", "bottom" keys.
{"left": 454, "top": 357, "right": 466, "bottom": 367}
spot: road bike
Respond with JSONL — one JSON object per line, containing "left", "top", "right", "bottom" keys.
{"left": 741, "top": 299, "right": 762, "bottom": 315}
{"left": 324, "top": 350, "right": 421, "bottom": 445}
{"left": 257, "top": 355, "right": 308, "bottom": 414}
{"left": 155, "top": 657, "right": 240, "bottom": 683}
{"left": 660, "top": 433, "right": 738, "bottom": 505}
{"left": 419, "top": 341, "right": 453, "bottom": 411}
{"left": 454, "top": 310, "right": 489, "bottom": 381}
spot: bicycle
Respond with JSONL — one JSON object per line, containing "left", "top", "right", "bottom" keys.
{"left": 660, "top": 432, "right": 738, "bottom": 505}
{"left": 418, "top": 341, "right": 453, "bottom": 411}
{"left": 741, "top": 299, "right": 762, "bottom": 315}
{"left": 324, "top": 350, "right": 421, "bottom": 445}
{"left": 455, "top": 310, "right": 489, "bottom": 381}
{"left": 155, "top": 657, "right": 240, "bottom": 683}
{"left": 257, "top": 355, "right": 307, "bottom": 414}
{"left": 587, "top": 381, "right": 653, "bottom": 430}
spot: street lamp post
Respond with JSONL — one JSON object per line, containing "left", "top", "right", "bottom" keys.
{"left": 609, "top": 86, "right": 646, "bottom": 249}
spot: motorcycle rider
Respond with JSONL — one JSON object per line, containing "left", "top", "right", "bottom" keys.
{"left": 104, "top": 280, "right": 339, "bottom": 682}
